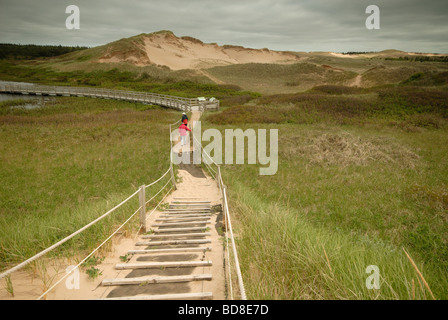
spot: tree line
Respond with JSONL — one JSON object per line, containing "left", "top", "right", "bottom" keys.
{"left": 386, "top": 55, "right": 448, "bottom": 63}
{"left": 0, "top": 43, "right": 89, "bottom": 59}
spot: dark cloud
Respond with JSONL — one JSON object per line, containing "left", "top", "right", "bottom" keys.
{"left": 0, "top": 0, "right": 447, "bottom": 52}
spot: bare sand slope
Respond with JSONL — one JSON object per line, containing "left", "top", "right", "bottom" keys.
{"left": 99, "top": 31, "right": 300, "bottom": 70}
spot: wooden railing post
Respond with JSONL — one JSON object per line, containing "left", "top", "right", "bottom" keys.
{"left": 139, "top": 185, "right": 146, "bottom": 233}
{"left": 170, "top": 163, "right": 177, "bottom": 190}
{"left": 222, "top": 184, "right": 228, "bottom": 231}
{"left": 217, "top": 165, "right": 222, "bottom": 190}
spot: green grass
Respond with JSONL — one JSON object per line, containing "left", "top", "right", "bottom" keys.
{"left": 206, "top": 62, "right": 358, "bottom": 94}
{"left": 0, "top": 96, "right": 180, "bottom": 271}
{"left": 226, "top": 181, "right": 444, "bottom": 299}
{"left": 207, "top": 85, "right": 448, "bottom": 128}
{"left": 202, "top": 85, "right": 448, "bottom": 299}
{"left": 0, "top": 60, "right": 259, "bottom": 103}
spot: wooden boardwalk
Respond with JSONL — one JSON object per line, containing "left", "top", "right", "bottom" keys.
{"left": 0, "top": 82, "right": 219, "bottom": 112}
{"left": 99, "top": 199, "right": 224, "bottom": 300}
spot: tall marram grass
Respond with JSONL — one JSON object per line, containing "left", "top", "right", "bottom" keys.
{"left": 227, "top": 181, "right": 443, "bottom": 299}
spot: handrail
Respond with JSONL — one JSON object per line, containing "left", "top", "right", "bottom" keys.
{"left": 37, "top": 204, "right": 144, "bottom": 300}
{"left": 192, "top": 126, "right": 247, "bottom": 300}
{"left": 0, "top": 188, "right": 140, "bottom": 280}
{"left": 222, "top": 184, "right": 247, "bottom": 300}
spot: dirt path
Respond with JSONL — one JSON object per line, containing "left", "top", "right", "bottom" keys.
{"left": 197, "top": 69, "right": 226, "bottom": 85}
{"left": 349, "top": 74, "right": 362, "bottom": 87}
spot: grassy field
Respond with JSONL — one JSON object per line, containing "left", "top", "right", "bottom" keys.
{"left": 205, "top": 62, "right": 358, "bottom": 94}
{"left": 205, "top": 54, "right": 448, "bottom": 94}
{"left": 202, "top": 83, "right": 448, "bottom": 299}
{"left": 0, "top": 97, "right": 180, "bottom": 271}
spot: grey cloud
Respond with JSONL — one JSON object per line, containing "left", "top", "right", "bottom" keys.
{"left": 0, "top": 0, "right": 447, "bottom": 52}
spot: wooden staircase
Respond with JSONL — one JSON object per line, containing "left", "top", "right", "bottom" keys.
{"left": 100, "top": 198, "right": 218, "bottom": 300}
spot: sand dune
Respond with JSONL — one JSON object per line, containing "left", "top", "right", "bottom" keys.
{"left": 98, "top": 31, "right": 300, "bottom": 70}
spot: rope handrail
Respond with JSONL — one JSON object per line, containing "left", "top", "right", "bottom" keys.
{"left": 0, "top": 188, "right": 139, "bottom": 280}
{"left": 0, "top": 161, "right": 175, "bottom": 281}
{"left": 37, "top": 204, "right": 143, "bottom": 300}
{"left": 192, "top": 134, "right": 219, "bottom": 166}
{"left": 223, "top": 186, "right": 247, "bottom": 300}
{"left": 146, "top": 185, "right": 174, "bottom": 221}
{"left": 192, "top": 129, "right": 247, "bottom": 300}
{"left": 145, "top": 167, "right": 170, "bottom": 190}
{"left": 37, "top": 171, "right": 175, "bottom": 299}
{"left": 145, "top": 178, "right": 172, "bottom": 208}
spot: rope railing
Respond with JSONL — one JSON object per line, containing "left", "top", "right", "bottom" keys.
{"left": 37, "top": 178, "right": 175, "bottom": 300}
{"left": 0, "top": 188, "right": 140, "bottom": 281}
{"left": 191, "top": 127, "right": 247, "bottom": 300}
{"left": 0, "top": 164, "right": 174, "bottom": 280}
{"left": 37, "top": 204, "right": 144, "bottom": 300}
{"left": 145, "top": 167, "right": 171, "bottom": 190}
{"left": 222, "top": 183, "right": 247, "bottom": 300}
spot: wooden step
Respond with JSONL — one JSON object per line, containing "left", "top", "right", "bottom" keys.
{"left": 115, "top": 260, "right": 212, "bottom": 270}
{"left": 169, "top": 207, "right": 211, "bottom": 210}
{"left": 153, "top": 227, "right": 208, "bottom": 233}
{"left": 170, "top": 201, "right": 211, "bottom": 207}
{"left": 160, "top": 209, "right": 212, "bottom": 214}
{"left": 172, "top": 201, "right": 211, "bottom": 204}
{"left": 156, "top": 217, "right": 211, "bottom": 222}
{"left": 170, "top": 204, "right": 210, "bottom": 208}
{"left": 128, "top": 247, "right": 212, "bottom": 255}
{"left": 135, "top": 239, "right": 211, "bottom": 246}
{"left": 160, "top": 212, "right": 211, "bottom": 216}
{"left": 160, "top": 213, "right": 211, "bottom": 218}
{"left": 163, "top": 208, "right": 211, "bottom": 211}
{"left": 102, "top": 273, "right": 212, "bottom": 286}
{"left": 152, "top": 221, "right": 210, "bottom": 227}
{"left": 141, "top": 232, "right": 210, "bottom": 239}
{"left": 173, "top": 197, "right": 207, "bottom": 200}
{"left": 160, "top": 212, "right": 212, "bottom": 215}
{"left": 100, "top": 292, "right": 213, "bottom": 300}
{"left": 165, "top": 208, "right": 211, "bottom": 212}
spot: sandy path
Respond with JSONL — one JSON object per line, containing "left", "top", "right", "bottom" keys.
{"left": 349, "top": 74, "right": 362, "bottom": 87}
{"left": 197, "top": 70, "right": 226, "bottom": 85}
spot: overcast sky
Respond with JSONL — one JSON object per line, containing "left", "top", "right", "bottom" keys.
{"left": 0, "top": 0, "right": 447, "bottom": 53}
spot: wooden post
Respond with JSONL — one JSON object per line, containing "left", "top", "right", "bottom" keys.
{"left": 222, "top": 184, "right": 228, "bottom": 231}
{"left": 217, "top": 166, "right": 222, "bottom": 190}
{"left": 139, "top": 185, "right": 146, "bottom": 233}
{"left": 170, "top": 163, "right": 177, "bottom": 190}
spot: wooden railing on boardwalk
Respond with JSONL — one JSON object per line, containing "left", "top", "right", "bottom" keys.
{"left": 0, "top": 83, "right": 220, "bottom": 112}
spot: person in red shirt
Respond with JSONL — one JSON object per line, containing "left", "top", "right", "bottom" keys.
{"left": 178, "top": 122, "right": 192, "bottom": 146}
